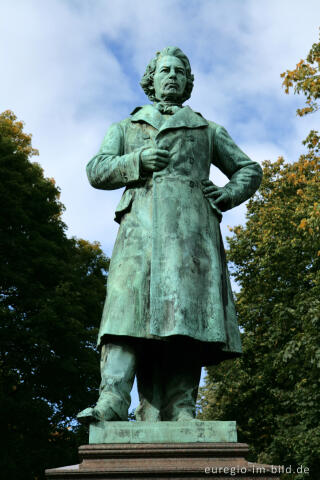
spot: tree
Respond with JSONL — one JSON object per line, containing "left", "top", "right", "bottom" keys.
{"left": 0, "top": 111, "right": 109, "bottom": 479}
{"left": 198, "top": 34, "right": 320, "bottom": 480}
{"left": 281, "top": 33, "right": 320, "bottom": 117}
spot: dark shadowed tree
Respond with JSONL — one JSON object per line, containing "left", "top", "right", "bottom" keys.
{"left": 0, "top": 111, "right": 109, "bottom": 479}
{"left": 198, "top": 33, "right": 320, "bottom": 480}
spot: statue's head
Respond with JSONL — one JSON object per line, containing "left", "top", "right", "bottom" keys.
{"left": 140, "top": 46, "right": 194, "bottom": 104}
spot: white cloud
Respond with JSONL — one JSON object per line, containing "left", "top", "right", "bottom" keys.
{"left": 1, "top": 0, "right": 319, "bottom": 259}
{"left": 2, "top": 0, "right": 320, "bottom": 412}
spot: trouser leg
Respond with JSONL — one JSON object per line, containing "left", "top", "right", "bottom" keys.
{"left": 95, "top": 340, "right": 136, "bottom": 420}
{"left": 135, "top": 342, "right": 163, "bottom": 421}
{"left": 161, "top": 347, "right": 201, "bottom": 421}
{"left": 135, "top": 340, "right": 201, "bottom": 422}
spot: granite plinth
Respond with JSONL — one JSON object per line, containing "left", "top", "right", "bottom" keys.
{"left": 45, "top": 442, "right": 281, "bottom": 479}
{"left": 89, "top": 420, "right": 237, "bottom": 444}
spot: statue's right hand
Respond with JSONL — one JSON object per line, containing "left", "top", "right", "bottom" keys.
{"left": 140, "top": 148, "right": 169, "bottom": 172}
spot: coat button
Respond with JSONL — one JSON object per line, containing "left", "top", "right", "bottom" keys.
{"left": 142, "top": 133, "right": 150, "bottom": 139}
{"left": 189, "top": 157, "right": 194, "bottom": 164}
{"left": 189, "top": 181, "right": 195, "bottom": 188}
{"left": 188, "top": 135, "right": 195, "bottom": 142}
{"left": 155, "top": 177, "right": 162, "bottom": 183}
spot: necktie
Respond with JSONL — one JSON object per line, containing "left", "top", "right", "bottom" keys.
{"left": 155, "top": 103, "right": 182, "bottom": 115}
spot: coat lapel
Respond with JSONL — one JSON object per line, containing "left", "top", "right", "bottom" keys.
{"left": 159, "top": 105, "right": 208, "bottom": 132}
{"left": 130, "top": 105, "right": 163, "bottom": 130}
{"left": 130, "top": 105, "right": 208, "bottom": 132}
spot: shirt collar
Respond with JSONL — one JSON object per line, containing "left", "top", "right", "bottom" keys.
{"left": 130, "top": 104, "right": 208, "bottom": 132}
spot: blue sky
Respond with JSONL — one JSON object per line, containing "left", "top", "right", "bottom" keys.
{"left": 1, "top": 0, "right": 320, "bottom": 409}
{"left": 1, "top": 0, "right": 319, "bottom": 254}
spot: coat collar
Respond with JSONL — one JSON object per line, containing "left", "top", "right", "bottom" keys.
{"left": 130, "top": 104, "right": 208, "bottom": 132}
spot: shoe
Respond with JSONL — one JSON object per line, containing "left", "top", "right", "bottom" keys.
{"left": 135, "top": 401, "right": 161, "bottom": 422}
{"left": 175, "top": 410, "right": 196, "bottom": 421}
{"left": 77, "top": 404, "right": 120, "bottom": 424}
{"left": 77, "top": 407, "right": 100, "bottom": 424}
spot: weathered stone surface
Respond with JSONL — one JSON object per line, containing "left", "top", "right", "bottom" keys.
{"left": 45, "top": 442, "right": 281, "bottom": 479}
{"left": 89, "top": 420, "right": 237, "bottom": 444}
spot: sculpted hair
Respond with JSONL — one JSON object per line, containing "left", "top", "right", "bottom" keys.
{"left": 140, "top": 46, "right": 194, "bottom": 103}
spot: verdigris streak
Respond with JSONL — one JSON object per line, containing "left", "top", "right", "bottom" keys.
{"left": 78, "top": 47, "right": 262, "bottom": 425}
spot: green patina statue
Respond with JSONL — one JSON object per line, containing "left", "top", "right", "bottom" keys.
{"left": 78, "top": 46, "right": 262, "bottom": 424}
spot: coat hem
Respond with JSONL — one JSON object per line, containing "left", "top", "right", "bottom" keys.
{"left": 98, "top": 333, "right": 242, "bottom": 367}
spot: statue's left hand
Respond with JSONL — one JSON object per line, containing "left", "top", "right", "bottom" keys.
{"left": 201, "top": 179, "right": 229, "bottom": 210}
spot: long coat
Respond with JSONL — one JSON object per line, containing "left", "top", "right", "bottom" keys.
{"left": 87, "top": 105, "right": 262, "bottom": 366}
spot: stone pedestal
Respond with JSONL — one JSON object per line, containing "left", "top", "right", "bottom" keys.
{"left": 45, "top": 442, "right": 281, "bottom": 479}
{"left": 89, "top": 420, "right": 237, "bottom": 444}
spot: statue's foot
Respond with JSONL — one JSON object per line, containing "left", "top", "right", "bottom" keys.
{"left": 77, "top": 405, "right": 120, "bottom": 424}
{"left": 135, "top": 402, "right": 161, "bottom": 422}
{"left": 175, "top": 411, "right": 196, "bottom": 422}
{"left": 77, "top": 407, "right": 100, "bottom": 424}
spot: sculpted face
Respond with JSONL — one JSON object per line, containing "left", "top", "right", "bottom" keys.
{"left": 153, "top": 55, "right": 187, "bottom": 103}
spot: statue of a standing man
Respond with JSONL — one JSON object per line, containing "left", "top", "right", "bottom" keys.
{"left": 78, "top": 47, "right": 262, "bottom": 424}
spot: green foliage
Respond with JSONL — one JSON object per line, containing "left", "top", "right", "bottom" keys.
{"left": 281, "top": 31, "right": 320, "bottom": 116}
{"left": 199, "top": 33, "right": 320, "bottom": 480}
{"left": 0, "top": 109, "right": 39, "bottom": 157}
{"left": 198, "top": 152, "right": 320, "bottom": 478}
{"left": 0, "top": 111, "right": 109, "bottom": 479}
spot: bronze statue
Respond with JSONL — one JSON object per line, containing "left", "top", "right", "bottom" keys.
{"left": 78, "top": 46, "right": 262, "bottom": 424}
